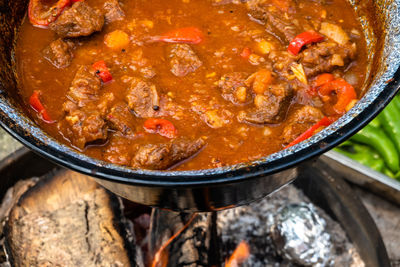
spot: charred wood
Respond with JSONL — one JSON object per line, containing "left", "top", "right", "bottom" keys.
{"left": 148, "top": 209, "right": 217, "bottom": 267}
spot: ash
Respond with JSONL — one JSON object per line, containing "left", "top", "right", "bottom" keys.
{"left": 217, "top": 184, "right": 364, "bottom": 267}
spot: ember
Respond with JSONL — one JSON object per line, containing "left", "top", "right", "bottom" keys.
{"left": 225, "top": 241, "right": 250, "bottom": 267}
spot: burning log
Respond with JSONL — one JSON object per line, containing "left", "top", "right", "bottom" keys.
{"left": 148, "top": 209, "right": 218, "bottom": 267}
{"left": 5, "top": 170, "right": 141, "bottom": 267}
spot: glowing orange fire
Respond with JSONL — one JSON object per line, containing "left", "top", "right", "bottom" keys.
{"left": 225, "top": 241, "right": 250, "bottom": 267}
{"left": 151, "top": 214, "right": 198, "bottom": 267}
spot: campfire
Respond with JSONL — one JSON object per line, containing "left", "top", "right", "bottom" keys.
{"left": 0, "top": 169, "right": 364, "bottom": 266}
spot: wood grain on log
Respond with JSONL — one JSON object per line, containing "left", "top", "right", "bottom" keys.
{"left": 5, "top": 170, "right": 139, "bottom": 267}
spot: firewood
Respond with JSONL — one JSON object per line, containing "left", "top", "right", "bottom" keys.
{"left": 148, "top": 209, "right": 218, "bottom": 267}
{"left": 5, "top": 170, "right": 140, "bottom": 267}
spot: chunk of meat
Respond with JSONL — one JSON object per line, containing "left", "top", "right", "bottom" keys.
{"left": 106, "top": 102, "right": 137, "bottom": 138}
{"left": 247, "top": 0, "right": 300, "bottom": 44}
{"left": 59, "top": 101, "right": 109, "bottom": 149}
{"left": 281, "top": 105, "right": 324, "bottom": 144}
{"left": 126, "top": 78, "right": 160, "bottom": 118}
{"left": 300, "top": 41, "right": 356, "bottom": 77}
{"left": 238, "top": 84, "right": 291, "bottom": 124}
{"left": 131, "top": 138, "right": 205, "bottom": 170}
{"left": 50, "top": 2, "right": 104, "bottom": 38}
{"left": 67, "top": 66, "right": 101, "bottom": 107}
{"left": 268, "top": 41, "right": 356, "bottom": 79}
{"left": 104, "top": 0, "right": 125, "bottom": 23}
{"left": 218, "top": 72, "right": 252, "bottom": 104}
{"left": 103, "top": 136, "right": 133, "bottom": 166}
{"left": 268, "top": 50, "right": 297, "bottom": 78}
{"left": 59, "top": 67, "right": 113, "bottom": 149}
{"left": 168, "top": 44, "right": 202, "bottom": 77}
{"left": 42, "top": 38, "right": 75, "bottom": 69}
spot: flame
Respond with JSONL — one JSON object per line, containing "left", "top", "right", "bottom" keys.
{"left": 151, "top": 214, "right": 198, "bottom": 267}
{"left": 225, "top": 241, "right": 250, "bottom": 267}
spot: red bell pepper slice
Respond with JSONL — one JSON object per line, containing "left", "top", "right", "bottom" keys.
{"left": 144, "top": 118, "right": 177, "bottom": 139}
{"left": 313, "top": 73, "right": 335, "bottom": 88}
{"left": 288, "top": 31, "right": 324, "bottom": 55}
{"left": 150, "top": 27, "right": 204, "bottom": 44}
{"left": 29, "top": 90, "right": 53, "bottom": 123}
{"left": 92, "top": 60, "right": 113, "bottom": 83}
{"left": 285, "top": 116, "right": 335, "bottom": 148}
{"left": 307, "top": 73, "right": 335, "bottom": 96}
{"left": 318, "top": 78, "right": 357, "bottom": 114}
{"left": 28, "top": 0, "right": 71, "bottom": 27}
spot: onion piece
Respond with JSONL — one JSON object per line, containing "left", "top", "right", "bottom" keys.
{"left": 320, "top": 22, "right": 350, "bottom": 45}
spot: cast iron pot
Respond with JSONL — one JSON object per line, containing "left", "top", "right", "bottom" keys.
{"left": 0, "top": 0, "right": 399, "bottom": 212}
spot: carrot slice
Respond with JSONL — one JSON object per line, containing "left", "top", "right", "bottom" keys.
{"left": 104, "top": 30, "right": 130, "bottom": 50}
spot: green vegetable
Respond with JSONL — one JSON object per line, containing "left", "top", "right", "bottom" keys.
{"left": 379, "top": 100, "right": 400, "bottom": 155}
{"left": 369, "top": 115, "right": 382, "bottom": 128}
{"left": 392, "top": 95, "right": 400, "bottom": 112}
{"left": 350, "top": 124, "right": 400, "bottom": 172}
{"left": 382, "top": 167, "right": 396, "bottom": 179}
{"left": 335, "top": 143, "right": 385, "bottom": 172}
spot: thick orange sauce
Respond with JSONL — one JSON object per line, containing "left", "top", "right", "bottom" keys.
{"left": 17, "top": 0, "right": 367, "bottom": 170}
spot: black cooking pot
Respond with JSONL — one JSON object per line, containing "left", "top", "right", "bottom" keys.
{"left": 0, "top": 0, "right": 399, "bottom": 212}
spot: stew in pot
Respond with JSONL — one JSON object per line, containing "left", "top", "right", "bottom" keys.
{"left": 16, "top": 0, "right": 367, "bottom": 170}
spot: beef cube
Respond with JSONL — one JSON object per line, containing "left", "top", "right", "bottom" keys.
{"left": 67, "top": 65, "right": 101, "bottom": 107}
{"left": 60, "top": 101, "right": 108, "bottom": 149}
{"left": 42, "top": 38, "right": 75, "bottom": 68}
{"left": 168, "top": 44, "right": 202, "bottom": 77}
{"left": 59, "top": 67, "right": 112, "bottom": 149}
{"left": 247, "top": 0, "right": 299, "bottom": 44}
{"left": 301, "top": 41, "right": 356, "bottom": 77}
{"left": 104, "top": 0, "right": 125, "bottom": 23}
{"left": 126, "top": 78, "right": 160, "bottom": 118}
{"left": 103, "top": 136, "right": 133, "bottom": 166}
{"left": 106, "top": 102, "right": 137, "bottom": 138}
{"left": 50, "top": 2, "right": 104, "bottom": 38}
{"left": 268, "top": 50, "right": 297, "bottom": 75}
{"left": 238, "top": 84, "right": 291, "bottom": 124}
{"left": 282, "top": 105, "right": 324, "bottom": 144}
{"left": 218, "top": 72, "right": 252, "bottom": 104}
{"left": 131, "top": 138, "right": 205, "bottom": 170}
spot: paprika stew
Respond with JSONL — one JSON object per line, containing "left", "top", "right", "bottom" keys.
{"left": 17, "top": 0, "right": 367, "bottom": 170}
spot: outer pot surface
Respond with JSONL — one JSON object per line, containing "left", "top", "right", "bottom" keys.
{"left": 0, "top": 0, "right": 399, "bottom": 211}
